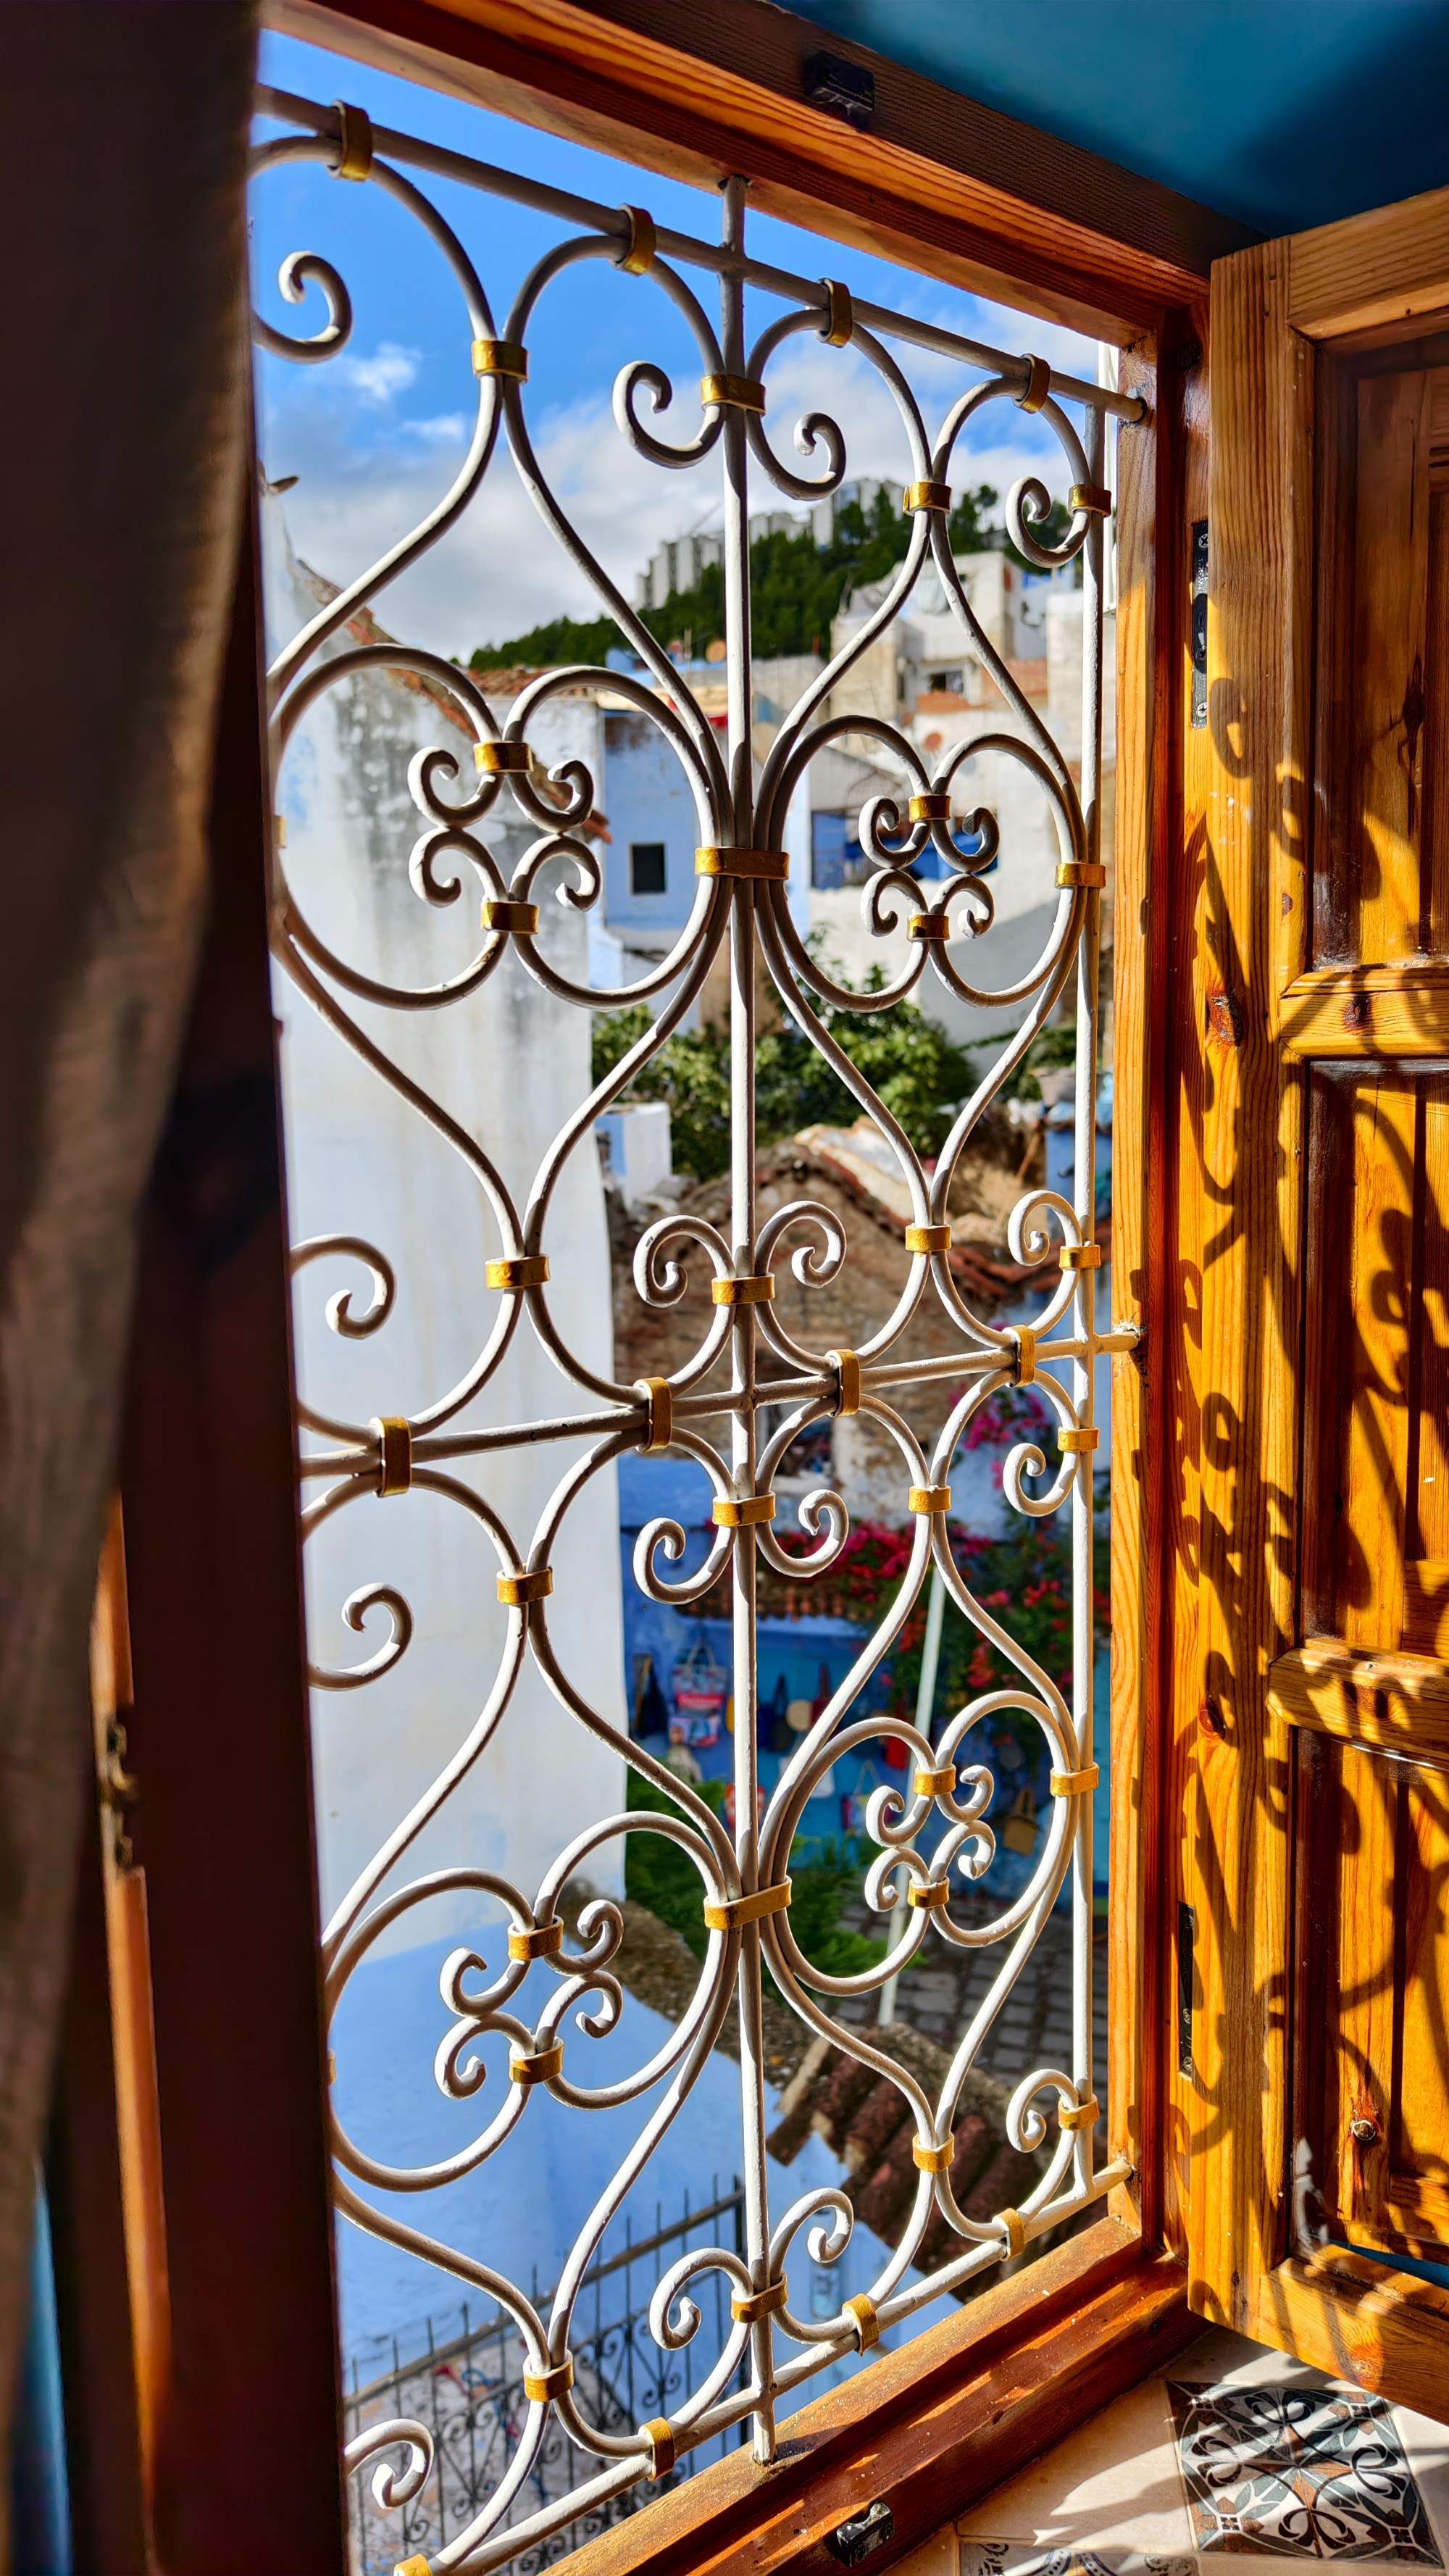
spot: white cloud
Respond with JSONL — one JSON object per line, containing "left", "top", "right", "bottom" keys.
{"left": 331, "top": 341, "right": 422, "bottom": 404}
{"left": 401, "top": 412, "right": 469, "bottom": 445}
{"left": 257, "top": 320, "right": 1106, "bottom": 662}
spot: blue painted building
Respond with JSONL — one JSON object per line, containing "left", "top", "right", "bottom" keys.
{"left": 617, "top": 1454, "right": 1108, "bottom": 1898}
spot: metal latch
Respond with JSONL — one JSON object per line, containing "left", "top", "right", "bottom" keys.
{"left": 1190, "top": 520, "right": 1208, "bottom": 729}
{"left": 803, "top": 51, "right": 875, "bottom": 127}
{"left": 828, "top": 2501, "right": 894, "bottom": 2566}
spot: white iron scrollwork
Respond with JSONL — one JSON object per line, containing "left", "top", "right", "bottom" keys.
{"left": 252, "top": 83, "right": 1141, "bottom": 2574}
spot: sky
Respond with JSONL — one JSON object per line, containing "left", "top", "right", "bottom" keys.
{"left": 253, "top": 29, "right": 1106, "bottom": 663}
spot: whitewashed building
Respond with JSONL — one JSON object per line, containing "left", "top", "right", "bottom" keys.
{"left": 262, "top": 496, "right": 628, "bottom": 1952}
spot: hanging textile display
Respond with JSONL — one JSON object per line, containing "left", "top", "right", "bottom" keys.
{"left": 672, "top": 1630, "right": 728, "bottom": 1747}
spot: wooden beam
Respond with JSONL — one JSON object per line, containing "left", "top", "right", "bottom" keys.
{"left": 1188, "top": 241, "right": 1316, "bottom": 2335}
{"left": 1268, "top": 1640, "right": 1449, "bottom": 1768}
{"left": 47, "top": 1785, "right": 151, "bottom": 2576}
{"left": 1253, "top": 2250, "right": 1449, "bottom": 2406}
{"left": 566, "top": 2230, "right": 1195, "bottom": 2576}
{"left": 270, "top": 0, "right": 1257, "bottom": 341}
{"left": 117, "top": 501, "right": 347, "bottom": 2575}
{"left": 1290, "top": 185, "right": 1449, "bottom": 343}
{"left": 1282, "top": 964, "right": 1449, "bottom": 1056}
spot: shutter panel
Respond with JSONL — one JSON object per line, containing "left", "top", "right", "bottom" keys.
{"left": 1183, "top": 193, "right": 1449, "bottom": 2400}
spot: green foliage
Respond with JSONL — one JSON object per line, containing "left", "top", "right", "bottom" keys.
{"left": 467, "top": 487, "right": 1002, "bottom": 671}
{"left": 641, "top": 485, "right": 1001, "bottom": 662}
{"left": 592, "top": 980, "right": 979, "bottom": 1182}
{"left": 625, "top": 1771, "right": 885, "bottom": 1985}
{"left": 467, "top": 612, "right": 618, "bottom": 673}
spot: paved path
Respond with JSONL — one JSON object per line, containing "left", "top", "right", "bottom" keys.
{"left": 834, "top": 1897, "right": 1109, "bottom": 2111}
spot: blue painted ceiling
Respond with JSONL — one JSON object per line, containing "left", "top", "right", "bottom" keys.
{"left": 787, "top": 0, "right": 1449, "bottom": 237}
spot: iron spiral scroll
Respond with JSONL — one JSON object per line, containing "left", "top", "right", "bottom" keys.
{"left": 252, "top": 82, "right": 1141, "bottom": 2574}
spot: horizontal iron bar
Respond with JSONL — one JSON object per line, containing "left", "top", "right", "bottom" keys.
{"left": 296, "top": 1330, "right": 1139, "bottom": 1479}
{"left": 254, "top": 85, "right": 1144, "bottom": 424}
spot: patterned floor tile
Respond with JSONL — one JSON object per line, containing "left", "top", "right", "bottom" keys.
{"left": 959, "top": 2546, "right": 1197, "bottom": 2576}
{"left": 1168, "top": 2383, "right": 1443, "bottom": 2562}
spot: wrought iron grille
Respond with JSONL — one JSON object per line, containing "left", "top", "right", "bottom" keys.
{"left": 345, "top": 2182, "right": 747, "bottom": 2574}
{"left": 252, "top": 82, "right": 1141, "bottom": 2575}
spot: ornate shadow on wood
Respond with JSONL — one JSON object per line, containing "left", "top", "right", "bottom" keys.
{"left": 251, "top": 85, "right": 1143, "bottom": 2575}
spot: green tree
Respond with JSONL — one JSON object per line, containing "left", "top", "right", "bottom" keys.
{"left": 467, "top": 485, "right": 1003, "bottom": 672}
{"left": 625, "top": 1772, "right": 884, "bottom": 1983}
{"left": 593, "top": 978, "right": 980, "bottom": 1183}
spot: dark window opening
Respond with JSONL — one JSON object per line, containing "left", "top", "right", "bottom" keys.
{"left": 630, "top": 841, "right": 667, "bottom": 895}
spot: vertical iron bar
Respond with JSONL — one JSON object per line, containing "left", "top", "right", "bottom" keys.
{"left": 1072, "top": 399, "right": 1106, "bottom": 2197}
{"left": 719, "top": 170, "right": 775, "bottom": 2469}
{"left": 879, "top": 1558, "right": 945, "bottom": 2024}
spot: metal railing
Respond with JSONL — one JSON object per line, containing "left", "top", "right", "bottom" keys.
{"left": 345, "top": 2185, "right": 746, "bottom": 2575}
{"left": 251, "top": 82, "right": 1138, "bottom": 2572}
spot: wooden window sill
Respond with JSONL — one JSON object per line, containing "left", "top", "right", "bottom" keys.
{"left": 569, "top": 2224, "right": 1195, "bottom": 2576}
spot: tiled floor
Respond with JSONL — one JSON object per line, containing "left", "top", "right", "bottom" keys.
{"left": 894, "top": 2328, "right": 1449, "bottom": 2576}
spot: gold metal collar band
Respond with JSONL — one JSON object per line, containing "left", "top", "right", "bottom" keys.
{"left": 703, "top": 1880, "right": 791, "bottom": 1932}
{"left": 1059, "top": 1242, "right": 1102, "bottom": 1270}
{"left": 642, "top": 2418, "right": 676, "bottom": 2478}
{"left": 331, "top": 101, "right": 373, "bottom": 181}
{"left": 509, "top": 2042, "right": 564, "bottom": 2088}
{"left": 700, "top": 372, "right": 766, "bottom": 413}
{"left": 371, "top": 1417, "right": 412, "bottom": 1496}
{"left": 635, "top": 1376, "right": 673, "bottom": 1451}
{"left": 909, "top": 913, "right": 951, "bottom": 943}
{"left": 907, "top": 1879, "right": 952, "bottom": 1910}
{"left": 487, "top": 1254, "right": 549, "bottom": 1289}
{"left": 730, "top": 2276, "right": 788, "bottom": 2325}
{"left": 998, "top": 2208, "right": 1027, "bottom": 2259}
{"left": 711, "top": 1272, "right": 775, "bottom": 1304}
{"left": 845, "top": 2291, "right": 880, "bottom": 2350}
{"left": 1059, "top": 2093, "right": 1101, "bottom": 2133}
{"left": 1057, "top": 1426, "right": 1100, "bottom": 1454}
{"left": 483, "top": 899, "right": 538, "bottom": 934}
{"left": 1057, "top": 858, "right": 1107, "bottom": 888}
{"left": 1016, "top": 354, "right": 1051, "bottom": 412}
{"left": 819, "top": 278, "right": 853, "bottom": 346}
{"left": 498, "top": 1567, "right": 554, "bottom": 1606}
{"left": 1070, "top": 481, "right": 1112, "bottom": 514}
{"left": 696, "top": 845, "right": 788, "bottom": 879}
{"left": 912, "top": 2135, "right": 953, "bottom": 2172}
{"left": 1012, "top": 1327, "right": 1037, "bottom": 1383}
{"left": 914, "top": 1764, "right": 956, "bottom": 1798}
{"left": 475, "top": 738, "right": 532, "bottom": 773}
{"left": 909, "top": 792, "right": 951, "bottom": 822}
{"left": 616, "top": 205, "right": 656, "bottom": 273}
{"left": 1050, "top": 1763, "right": 1100, "bottom": 1797}
{"left": 905, "top": 1222, "right": 951, "bottom": 1254}
{"left": 712, "top": 1493, "right": 776, "bottom": 1527}
{"left": 472, "top": 338, "right": 529, "bottom": 380}
{"left": 903, "top": 480, "right": 952, "bottom": 513}
{"left": 908, "top": 1483, "right": 952, "bottom": 1514}
{"left": 522, "top": 2354, "right": 575, "bottom": 2402}
{"left": 508, "top": 1918, "right": 564, "bottom": 1962}
{"left": 828, "top": 1348, "right": 861, "bottom": 1415}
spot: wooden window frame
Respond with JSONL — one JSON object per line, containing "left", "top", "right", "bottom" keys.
{"left": 54, "top": 2, "right": 1273, "bottom": 2564}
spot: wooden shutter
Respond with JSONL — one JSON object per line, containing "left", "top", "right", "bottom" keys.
{"left": 1182, "top": 188, "right": 1449, "bottom": 2399}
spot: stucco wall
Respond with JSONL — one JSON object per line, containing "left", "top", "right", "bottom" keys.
{"left": 263, "top": 504, "right": 627, "bottom": 1955}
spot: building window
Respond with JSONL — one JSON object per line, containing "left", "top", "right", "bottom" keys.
{"left": 630, "top": 840, "right": 667, "bottom": 894}
{"left": 811, "top": 811, "right": 869, "bottom": 889}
